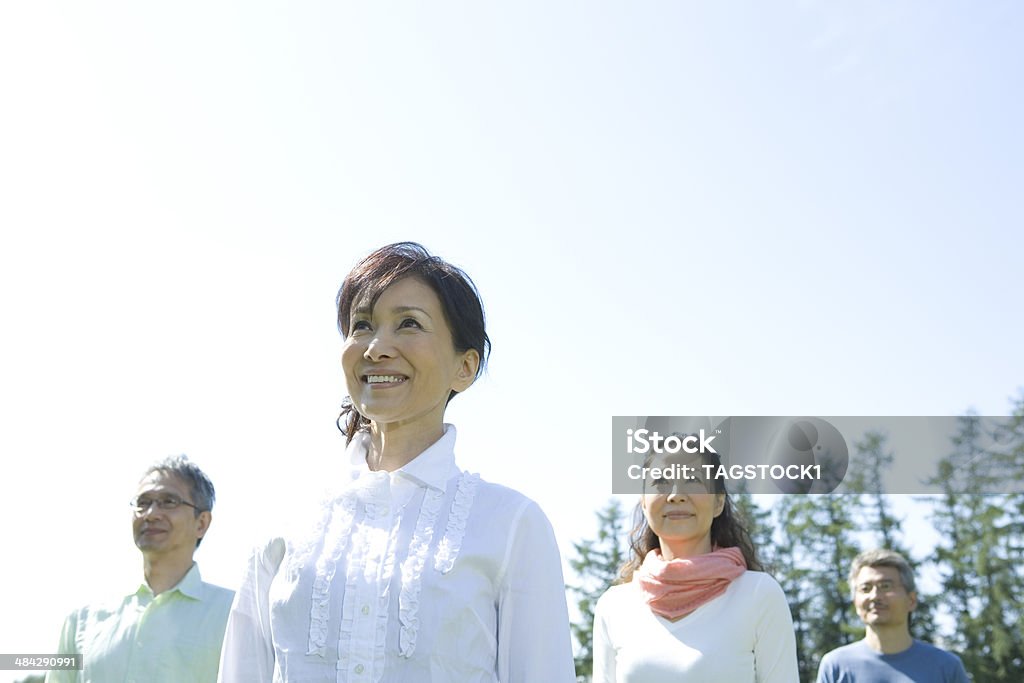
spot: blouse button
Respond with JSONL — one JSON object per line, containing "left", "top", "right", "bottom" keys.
{"left": 355, "top": 664, "right": 365, "bottom": 674}
{"left": 361, "top": 604, "right": 370, "bottom": 615}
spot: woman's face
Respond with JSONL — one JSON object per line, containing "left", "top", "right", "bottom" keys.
{"left": 341, "top": 277, "right": 479, "bottom": 435}
{"left": 641, "top": 453, "right": 725, "bottom": 559}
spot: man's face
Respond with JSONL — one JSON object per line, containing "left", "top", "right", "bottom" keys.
{"left": 853, "top": 564, "right": 917, "bottom": 629}
{"left": 132, "top": 471, "right": 209, "bottom": 560}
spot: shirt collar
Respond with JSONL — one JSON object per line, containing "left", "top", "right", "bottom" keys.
{"left": 346, "top": 423, "right": 459, "bottom": 492}
{"left": 134, "top": 562, "right": 204, "bottom": 601}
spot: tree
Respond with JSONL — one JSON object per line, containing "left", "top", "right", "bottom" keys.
{"left": 846, "top": 431, "right": 900, "bottom": 547}
{"left": 842, "top": 430, "right": 937, "bottom": 642}
{"left": 729, "top": 485, "right": 774, "bottom": 571}
{"left": 567, "top": 498, "right": 628, "bottom": 681}
{"left": 769, "top": 493, "right": 817, "bottom": 683}
{"left": 780, "top": 493, "right": 861, "bottom": 680}
{"left": 927, "top": 411, "right": 1024, "bottom": 682}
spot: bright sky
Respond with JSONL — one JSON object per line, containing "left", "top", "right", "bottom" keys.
{"left": 2, "top": 3, "right": 1022, "bottom": 677}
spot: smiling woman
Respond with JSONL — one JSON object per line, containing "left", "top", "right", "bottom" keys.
{"left": 218, "top": 243, "right": 576, "bottom": 683}
{"left": 339, "top": 277, "right": 480, "bottom": 462}
{"left": 593, "top": 432, "right": 799, "bottom": 683}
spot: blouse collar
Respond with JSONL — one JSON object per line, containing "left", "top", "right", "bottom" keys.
{"left": 345, "top": 423, "right": 459, "bottom": 493}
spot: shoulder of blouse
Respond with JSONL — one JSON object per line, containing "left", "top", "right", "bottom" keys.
{"left": 467, "top": 476, "right": 561, "bottom": 540}
{"left": 729, "top": 570, "right": 791, "bottom": 615}
{"left": 466, "top": 475, "right": 534, "bottom": 505}
{"left": 734, "top": 569, "right": 785, "bottom": 593}
{"left": 595, "top": 581, "right": 637, "bottom": 612}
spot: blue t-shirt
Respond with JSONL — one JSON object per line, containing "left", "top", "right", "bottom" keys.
{"left": 816, "top": 639, "right": 969, "bottom": 683}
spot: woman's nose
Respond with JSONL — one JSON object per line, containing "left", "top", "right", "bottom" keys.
{"left": 363, "top": 334, "right": 394, "bottom": 361}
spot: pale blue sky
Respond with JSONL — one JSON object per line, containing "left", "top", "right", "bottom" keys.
{"left": 1, "top": 2, "right": 1022, "bottom": 674}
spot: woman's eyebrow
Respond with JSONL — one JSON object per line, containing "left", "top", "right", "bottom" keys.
{"left": 390, "top": 305, "right": 432, "bottom": 318}
{"left": 353, "top": 305, "right": 431, "bottom": 316}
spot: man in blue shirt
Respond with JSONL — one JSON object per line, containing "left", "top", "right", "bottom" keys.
{"left": 816, "top": 549, "right": 969, "bottom": 683}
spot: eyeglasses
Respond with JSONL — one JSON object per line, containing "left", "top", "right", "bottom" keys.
{"left": 130, "top": 495, "right": 201, "bottom": 515}
{"left": 856, "top": 580, "right": 899, "bottom": 595}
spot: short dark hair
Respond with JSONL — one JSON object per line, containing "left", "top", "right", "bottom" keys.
{"left": 849, "top": 548, "right": 917, "bottom": 595}
{"left": 335, "top": 242, "right": 490, "bottom": 442}
{"left": 142, "top": 455, "right": 215, "bottom": 547}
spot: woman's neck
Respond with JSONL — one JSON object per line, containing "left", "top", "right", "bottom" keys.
{"left": 658, "top": 536, "right": 713, "bottom": 561}
{"left": 367, "top": 421, "right": 445, "bottom": 471}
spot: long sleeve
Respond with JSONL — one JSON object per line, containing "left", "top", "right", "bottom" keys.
{"left": 753, "top": 576, "right": 799, "bottom": 683}
{"left": 218, "top": 537, "right": 286, "bottom": 683}
{"left": 495, "top": 499, "right": 576, "bottom": 683}
{"left": 592, "top": 594, "right": 616, "bottom": 683}
{"left": 44, "top": 610, "right": 80, "bottom": 683}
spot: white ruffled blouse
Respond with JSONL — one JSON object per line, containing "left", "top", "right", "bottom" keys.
{"left": 218, "top": 425, "right": 576, "bottom": 683}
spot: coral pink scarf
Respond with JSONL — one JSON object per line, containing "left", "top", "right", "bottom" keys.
{"left": 636, "top": 546, "right": 747, "bottom": 620}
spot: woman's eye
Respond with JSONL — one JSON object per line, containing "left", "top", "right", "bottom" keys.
{"left": 351, "top": 320, "right": 372, "bottom": 332}
{"left": 399, "top": 318, "right": 422, "bottom": 329}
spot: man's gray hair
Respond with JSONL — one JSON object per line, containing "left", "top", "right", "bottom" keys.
{"left": 143, "top": 455, "right": 216, "bottom": 514}
{"left": 848, "top": 548, "right": 916, "bottom": 595}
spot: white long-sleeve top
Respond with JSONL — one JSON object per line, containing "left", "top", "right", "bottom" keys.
{"left": 218, "top": 425, "right": 576, "bottom": 683}
{"left": 593, "top": 571, "right": 799, "bottom": 683}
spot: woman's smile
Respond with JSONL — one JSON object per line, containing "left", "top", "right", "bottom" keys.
{"left": 364, "top": 374, "right": 408, "bottom": 385}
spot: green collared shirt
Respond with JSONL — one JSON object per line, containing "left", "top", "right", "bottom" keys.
{"left": 47, "top": 563, "right": 234, "bottom": 683}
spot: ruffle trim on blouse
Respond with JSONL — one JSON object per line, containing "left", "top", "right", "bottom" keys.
{"left": 291, "top": 466, "right": 479, "bottom": 668}
{"left": 397, "top": 487, "right": 445, "bottom": 657}
{"left": 305, "top": 495, "right": 358, "bottom": 657}
{"left": 337, "top": 519, "right": 374, "bottom": 676}
{"left": 371, "top": 512, "right": 400, "bottom": 680}
{"left": 433, "top": 472, "right": 480, "bottom": 574}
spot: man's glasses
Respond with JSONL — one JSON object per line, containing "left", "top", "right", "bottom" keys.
{"left": 130, "top": 495, "right": 201, "bottom": 515}
{"left": 856, "top": 580, "right": 899, "bottom": 595}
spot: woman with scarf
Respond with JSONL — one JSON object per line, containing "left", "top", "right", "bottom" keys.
{"left": 219, "top": 243, "right": 575, "bottom": 682}
{"left": 592, "top": 445, "right": 798, "bottom": 683}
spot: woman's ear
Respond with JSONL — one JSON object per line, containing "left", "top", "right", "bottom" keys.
{"left": 451, "top": 348, "right": 480, "bottom": 393}
{"left": 713, "top": 493, "right": 726, "bottom": 518}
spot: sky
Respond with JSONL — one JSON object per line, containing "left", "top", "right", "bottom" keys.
{"left": 1, "top": 2, "right": 1022, "bottom": 678}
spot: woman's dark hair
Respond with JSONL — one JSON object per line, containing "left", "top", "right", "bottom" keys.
{"left": 619, "top": 449, "right": 763, "bottom": 582}
{"left": 335, "top": 242, "right": 490, "bottom": 442}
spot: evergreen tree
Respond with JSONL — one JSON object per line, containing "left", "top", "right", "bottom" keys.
{"left": 979, "top": 396, "right": 1024, "bottom": 676}
{"left": 770, "top": 494, "right": 817, "bottom": 683}
{"left": 729, "top": 484, "right": 774, "bottom": 570}
{"left": 927, "top": 412, "right": 1024, "bottom": 682}
{"left": 843, "top": 431, "right": 937, "bottom": 641}
{"left": 847, "top": 431, "right": 900, "bottom": 547}
{"left": 567, "top": 498, "right": 628, "bottom": 681}
{"left": 775, "top": 491, "right": 860, "bottom": 682}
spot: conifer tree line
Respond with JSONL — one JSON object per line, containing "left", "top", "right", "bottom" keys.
{"left": 568, "top": 397, "right": 1024, "bottom": 683}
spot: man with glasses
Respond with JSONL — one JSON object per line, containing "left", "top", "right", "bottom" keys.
{"left": 47, "top": 456, "right": 234, "bottom": 683}
{"left": 816, "top": 548, "right": 969, "bottom": 683}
